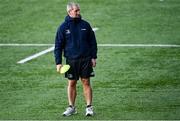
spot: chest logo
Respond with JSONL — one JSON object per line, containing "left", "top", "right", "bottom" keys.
{"left": 66, "top": 29, "right": 71, "bottom": 34}
{"left": 81, "top": 28, "right": 87, "bottom": 31}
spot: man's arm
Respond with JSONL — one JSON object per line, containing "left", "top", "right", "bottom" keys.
{"left": 89, "top": 26, "right": 97, "bottom": 67}
{"left": 54, "top": 26, "right": 65, "bottom": 70}
{"left": 89, "top": 26, "right": 97, "bottom": 61}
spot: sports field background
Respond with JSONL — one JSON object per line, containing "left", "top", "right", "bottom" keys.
{"left": 0, "top": 0, "right": 180, "bottom": 120}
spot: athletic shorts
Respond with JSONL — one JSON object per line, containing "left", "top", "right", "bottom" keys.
{"left": 65, "top": 57, "right": 95, "bottom": 80}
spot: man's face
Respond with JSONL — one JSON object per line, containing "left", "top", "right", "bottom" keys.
{"left": 68, "top": 6, "right": 80, "bottom": 18}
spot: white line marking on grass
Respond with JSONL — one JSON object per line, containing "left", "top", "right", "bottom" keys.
{"left": 98, "top": 44, "right": 180, "bottom": 47}
{"left": 17, "top": 47, "right": 54, "bottom": 64}
{"left": 0, "top": 43, "right": 53, "bottom": 46}
{"left": 1, "top": 44, "right": 180, "bottom": 47}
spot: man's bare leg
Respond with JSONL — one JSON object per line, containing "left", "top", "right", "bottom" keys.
{"left": 68, "top": 80, "right": 77, "bottom": 106}
{"left": 81, "top": 78, "right": 92, "bottom": 106}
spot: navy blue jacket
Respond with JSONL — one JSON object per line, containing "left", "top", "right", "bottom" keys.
{"left": 54, "top": 15, "right": 97, "bottom": 65}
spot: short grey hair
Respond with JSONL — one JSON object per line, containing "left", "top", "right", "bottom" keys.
{"left": 67, "top": 2, "right": 80, "bottom": 12}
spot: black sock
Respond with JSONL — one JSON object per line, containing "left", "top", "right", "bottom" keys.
{"left": 87, "top": 105, "right": 92, "bottom": 108}
{"left": 69, "top": 105, "right": 73, "bottom": 108}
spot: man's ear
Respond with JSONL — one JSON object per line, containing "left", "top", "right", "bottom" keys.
{"left": 68, "top": 11, "right": 71, "bottom": 16}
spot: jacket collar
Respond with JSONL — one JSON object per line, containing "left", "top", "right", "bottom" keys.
{"left": 65, "top": 15, "right": 82, "bottom": 23}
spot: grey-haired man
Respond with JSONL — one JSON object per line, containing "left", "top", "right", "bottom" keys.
{"left": 54, "top": 2, "right": 97, "bottom": 116}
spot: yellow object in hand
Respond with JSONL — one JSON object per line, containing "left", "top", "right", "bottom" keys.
{"left": 60, "top": 65, "right": 70, "bottom": 74}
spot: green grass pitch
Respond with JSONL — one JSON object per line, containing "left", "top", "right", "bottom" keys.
{"left": 0, "top": 0, "right": 180, "bottom": 120}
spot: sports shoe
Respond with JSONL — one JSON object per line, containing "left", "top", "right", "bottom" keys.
{"left": 85, "top": 106, "right": 94, "bottom": 116}
{"left": 62, "top": 106, "right": 77, "bottom": 116}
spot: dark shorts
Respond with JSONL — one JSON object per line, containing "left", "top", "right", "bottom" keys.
{"left": 65, "top": 57, "right": 95, "bottom": 80}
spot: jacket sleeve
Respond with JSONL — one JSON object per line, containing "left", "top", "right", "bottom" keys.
{"left": 54, "top": 26, "right": 65, "bottom": 65}
{"left": 89, "top": 26, "right": 98, "bottom": 59}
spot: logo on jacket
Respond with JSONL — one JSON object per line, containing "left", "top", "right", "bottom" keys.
{"left": 81, "top": 28, "right": 87, "bottom": 31}
{"left": 66, "top": 29, "right": 71, "bottom": 34}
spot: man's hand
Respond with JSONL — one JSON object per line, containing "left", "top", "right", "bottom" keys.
{"left": 91, "top": 59, "right": 96, "bottom": 67}
{"left": 56, "top": 64, "right": 62, "bottom": 72}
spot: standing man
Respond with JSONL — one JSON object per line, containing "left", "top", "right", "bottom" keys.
{"left": 54, "top": 2, "right": 97, "bottom": 116}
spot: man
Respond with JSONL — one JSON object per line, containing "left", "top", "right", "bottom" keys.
{"left": 54, "top": 2, "right": 97, "bottom": 116}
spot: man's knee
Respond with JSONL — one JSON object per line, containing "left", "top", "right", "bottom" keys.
{"left": 68, "top": 80, "right": 77, "bottom": 88}
{"left": 81, "top": 78, "right": 91, "bottom": 86}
